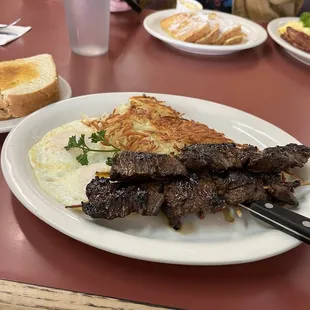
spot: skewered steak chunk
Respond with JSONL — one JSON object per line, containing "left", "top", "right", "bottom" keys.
{"left": 110, "top": 151, "right": 187, "bottom": 181}
{"left": 266, "top": 181, "right": 300, "bottom": 206}
{"left": 213, "top": 171, "right": 269, "bottom": 206}
{"left": 248, "top": 144, "right": 310, "bottom": 173}
{"left": 177, "top": 143, "right": 257, "bottom": 171}
{"left": 178, "top": 143, "right": 310, "bottom": 173}
{"left": 162, "top": 174, "right": 225, "bottom": 229}
{"left": 214, "top": 171, "right": 300, "bottom": 207}
{"left": 82, "top": 177, "right": 164, "bottom": 219}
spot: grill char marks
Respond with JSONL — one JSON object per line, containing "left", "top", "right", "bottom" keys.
{"left": 81, "top": 143, "right": 309, "bottom": 228}
{"left": 177, "top": 143, "right": 258, "bottom": 171}
{"left": 178, "top": 143, "right": 310, "bottom": 173}
{"left": 214, "top": 171, "right": 269, "bottom": 206}
{"left": 82, "top": 177, "right": 164, "bottom": 219}
{"left": 110, "top": 151, "right": 187, "bottom": 181}
{"left": 267, "top": 181, "right": 300, "bottom": 206}
{"left": 248, "top": 144, "right": 310, "bottom": 173}
{"left": 213, "top": 171, "right": 300, "bottom": 207}
{"left": 162, "top": 174, "right": 225, "bottom": 229}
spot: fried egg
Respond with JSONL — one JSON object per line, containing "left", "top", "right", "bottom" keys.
{"left": 29, "top": 120, "right": 112, "bottom": 206}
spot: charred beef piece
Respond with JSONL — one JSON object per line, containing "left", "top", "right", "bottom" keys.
{"left": 213, "top": 171, "right": 269, "bottom": 206}
{"left": 110, "top": 151, "right": 187, "bottom": 181}
{"left": 266, "top": 180, "right": 300, "bottom": 206}
{"left": 178, "top": 143, "right": 310, "bottom": 174}
{"left": 248, "top": 144, "right": 310, "bottom": 173}
{"left": 162, "top": 174, "right": 225, "bottom": 229}
{"left": 177, "top": 143, "right": 258, "bottom": 171}
{"left": 82, "top": 177, "right": 164, "bottom": 219}
{"left": 214, "top": 171, "right": 300, "bottom": 207}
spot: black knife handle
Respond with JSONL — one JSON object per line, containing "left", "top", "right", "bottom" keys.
{"left": 249, "top": 201, "right": 310, "bottom": 245}
{"left": 123, "top": 0, "right": 142, "bottom": 13}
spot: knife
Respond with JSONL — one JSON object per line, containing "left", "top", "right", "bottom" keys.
{"left": 240, "top": 201, "right": 310, "bottom": 245}
{"left": 123, "top": 0, "right": 142, "bottom": 13}
{"left": 0, "top": 31, "right": 18, "bottom": 36}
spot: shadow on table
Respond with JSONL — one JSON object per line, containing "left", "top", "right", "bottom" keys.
{"left": 11, "top": 192, "right": 307, "bottom": 279}
{"left": 11, "top": 192, "right": 310, "bottom": 308}
{"left": 0, "top": 133, "right": 8, "bottom": 145}
{"left": 142, "top": 35, "right": 273, "bottom": 69}
{"left": 269, "top": 42, "right": 310, "bottom": 78}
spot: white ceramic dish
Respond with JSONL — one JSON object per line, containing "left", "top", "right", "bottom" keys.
{"left": 143, "top": 9, "right": 268, "bottom": 56}
{"left": 267, "top": 17, "right": 310, "bottom": 66}
{"left": 0, "top": 76, "right": 72, "bottom": 133}
{"left": 176, "top": 0, "right": 203, "bottom": 13}
{"left": 2, "top": 92, "right": 310, "bottom": 265}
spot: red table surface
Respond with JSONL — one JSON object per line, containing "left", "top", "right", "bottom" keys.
{"left": 0, "top": 1, "right": 310, "bottom": 309}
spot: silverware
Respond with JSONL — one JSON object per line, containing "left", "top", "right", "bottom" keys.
{"left": 0, "top": 31, "right": 18, "bottom": 36}
{"left": 240, "top": 201, "right": 310, "bottom": 245}
{"left": 0, "top": 18, "right": 21, "bottom": 29}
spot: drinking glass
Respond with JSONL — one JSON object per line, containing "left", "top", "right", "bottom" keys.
{"left": 64, "top": 0, "right": 110, "bottom": 57}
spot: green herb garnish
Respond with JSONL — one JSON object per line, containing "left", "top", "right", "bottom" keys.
{"left": 64, "top": 130, "right": 120, "bottom": 166}
{"left": 300, "top": 12, "right": 310, "bottom": 28}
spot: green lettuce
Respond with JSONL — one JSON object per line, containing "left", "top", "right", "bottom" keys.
{"left": 300, "top": 12, "right": 310, "bottom": 28}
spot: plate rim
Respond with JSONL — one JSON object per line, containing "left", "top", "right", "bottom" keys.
{"left": 143, "top": 9, "right": 268, "bottom": 53}
{"left": 0, "top": 75, "right": 72, "bottom": 133}
{"left": 267, "top": 17, "right": 310, "bottom": 62}
{"left": 1, "top": 92, "right": 305, "bottom": 266}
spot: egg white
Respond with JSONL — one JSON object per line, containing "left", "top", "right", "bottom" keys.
{"left": 29, "top": 120, "right": 112, "bottom": 206}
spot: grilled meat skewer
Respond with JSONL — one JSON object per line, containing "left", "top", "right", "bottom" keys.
{"left": 81, "top": 143, "right": 309, "bottom": 229}
{"left": 178, "top": 143, "right": 310, "bottom": 173}
{"left": 110, "top": 151, "right": 187, "bottom": 181}
{"left": 163, "top": 171, "right": 300, "bottom": 229}
{"left": 162, "top": 173, "right": 225, "bottom": 229}
{"left": 82, "top": 177, "right": 164, "bottom": 219}
{"left": 82, "top": 172, "right": 300, "bottom": 229}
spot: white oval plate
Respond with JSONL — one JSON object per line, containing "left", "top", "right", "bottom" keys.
{"left": 2, "top": 92, "right": 310, "bottom": 265}
{"left": 143, "top": 9, "right": 268, "bottom": 55}
{"left": 268, "top": 17, "right": 310, "bottom": 66}
{"left": 0, "top": 76, "right": 72, "bottom": 133}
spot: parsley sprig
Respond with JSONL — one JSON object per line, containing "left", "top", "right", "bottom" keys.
{"left": 64, "top": 130, "right": 120, "bottom": 166}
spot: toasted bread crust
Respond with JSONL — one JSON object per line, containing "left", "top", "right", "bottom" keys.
{"left": 0, "top": 78, "right": 60, "bottom": 120}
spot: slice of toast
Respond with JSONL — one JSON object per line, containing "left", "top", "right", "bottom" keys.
{"left": 175, "top": 14, "right": 210, "bottom": 43}
{"left": 161, "top": 13, "right": 210, "bottom": 43}
{"left": 224, "top": 35, "right": 245, "bottom": 45}
{"left": 213, "top": 25, "right": 243, "bottom": 45}
{"left": 160, "top": 13, "right": 194, "bottom": 38}
{"left": 161, "top": 12, "right": 246, "bottom": 46}
{"left": 0, "top": 54, "right": 60, "bottom": 120}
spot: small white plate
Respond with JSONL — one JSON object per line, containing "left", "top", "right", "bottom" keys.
{"left": 0, "top": 76, "right": 72, "bottom": 133}
{"left": 267, "top": 17, "right": 310, "bottom": 66}
{"left": 143, "top": 9, "right": 268, "bottom": 56}
{"left": 2, "top": 92, "right": 310, "bottom": 265}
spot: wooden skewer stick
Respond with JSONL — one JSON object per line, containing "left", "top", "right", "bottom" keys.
{"left": 65, "top": 204, "right": 82, "bottom": 209}
{"left": 283, "top": 170, "right": 304, "bottom": 182}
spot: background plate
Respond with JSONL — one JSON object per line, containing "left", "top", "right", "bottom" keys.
{"left": 0, "top": 76, "right": 72, "bottom": 133}
{"left": 143, "top": 9, "right": 268, "bottom": 56}
{"left": 2, "top": 92, "right": 310, "bottom": 265}
{"left": 268, "top": 17, "right": 310, "bottom": 66}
